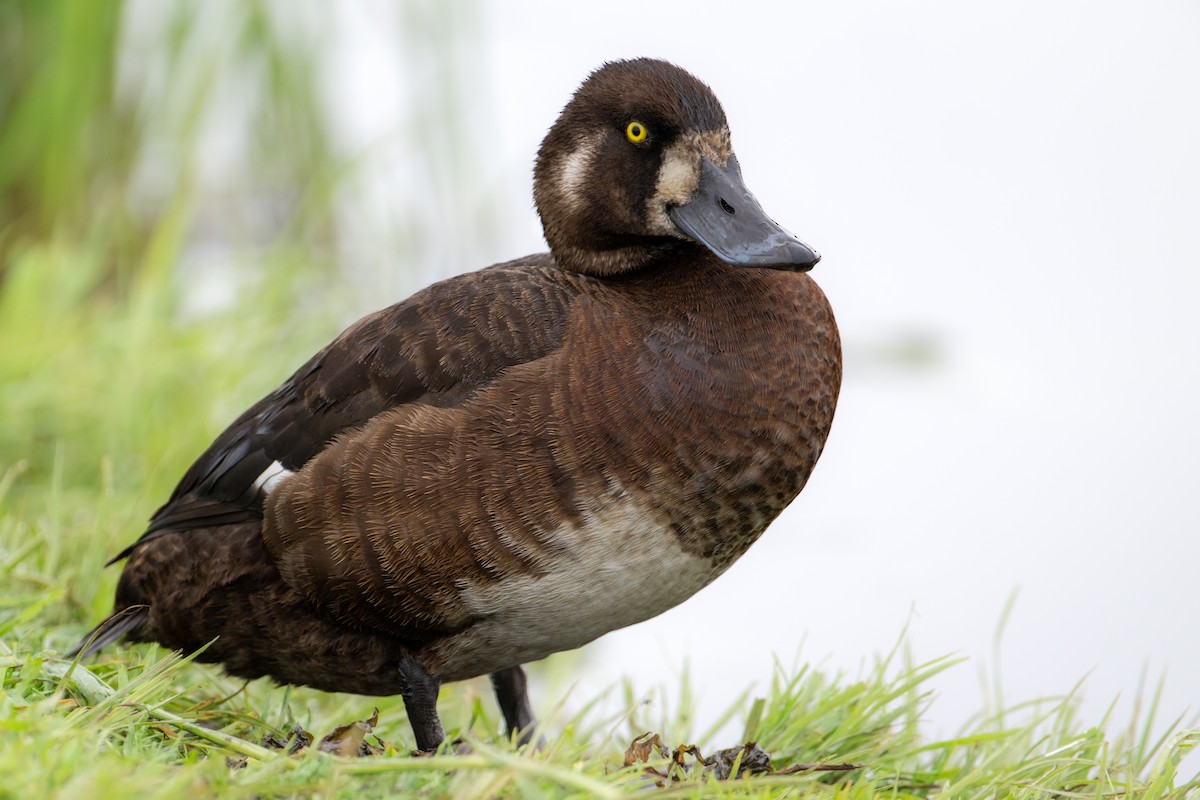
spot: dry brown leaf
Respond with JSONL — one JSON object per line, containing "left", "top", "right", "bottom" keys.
{"left": 317, "top": 708, "right": 382, "bottom": 757}
{"left": 622, "top": 732, "right": 861, "bottom": 784}
{"left": 262, "top": 725, "right": 314, "bottom": 755}
{"left": 704, "top": 743, "right": 772, "bottom": 780}
{"left": 623, "top": 732, "right": 667, "bottom": 767}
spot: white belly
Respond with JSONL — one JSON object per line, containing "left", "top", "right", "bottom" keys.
{"left": 429, "top": 496, "right": 722, "bottom": 681}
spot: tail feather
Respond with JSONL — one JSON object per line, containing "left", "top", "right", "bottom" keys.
{"left": 67, "top": 604, "right": 150, "bottom": 659}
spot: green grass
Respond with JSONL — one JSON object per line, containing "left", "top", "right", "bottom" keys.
{"left": 2, "top": 245, "right": 1198, "bottom": 799}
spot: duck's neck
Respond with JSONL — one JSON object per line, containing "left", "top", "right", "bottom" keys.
{"left": 548, "top": 236, "right": 688, "bottom": 277}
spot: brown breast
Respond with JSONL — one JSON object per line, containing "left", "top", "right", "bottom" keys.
{"left": 261, "top": 251, "right": 841, "bottom": 672}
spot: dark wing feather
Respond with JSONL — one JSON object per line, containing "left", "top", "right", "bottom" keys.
{"left": 66, "top": 604, "right": 151, "bottom": 658}
{"left": 114, "top": 255, "right": 574, "bottom": 562}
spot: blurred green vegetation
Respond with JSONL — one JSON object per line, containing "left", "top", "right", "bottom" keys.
{"left": 0, "top": 0, "right": 341, "bottom": 285}
{"left": 0, "top": 0, "right": 376, "bottom": 641}
{"left": 0, "top": 0, "right": 351, "bottom": 554}
{"left": 0, "top": 0, "right": 497, "bottom": 504}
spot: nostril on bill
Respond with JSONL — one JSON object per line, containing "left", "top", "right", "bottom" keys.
{"left": 718, "top": 198, "right": 735, "bottom": 215}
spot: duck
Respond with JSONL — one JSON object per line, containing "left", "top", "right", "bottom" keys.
{"left": 70, "top": 58, "right": 842, "bottom": 752}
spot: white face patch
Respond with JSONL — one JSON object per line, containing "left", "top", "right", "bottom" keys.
{"left": 646, "top": 140, "right": 702, "bottom": 236}
{"left": 656, "top": 141, "right": 701, "bottom": 203}
{"left": 251, "top": 460, "right": 293, "bottom": 498}
{"left": 646, "top": 129, "right": 732, "bottom": 237}
{"left": 557, "top": 133, "right": 601, "bottom": 212}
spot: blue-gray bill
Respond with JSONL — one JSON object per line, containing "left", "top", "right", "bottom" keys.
{"left": 668, "top": 156, "right": 819, "bottom": 272}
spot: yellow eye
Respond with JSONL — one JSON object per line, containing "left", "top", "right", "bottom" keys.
{"left": 625, "top": 120, "right": 648, "bottom": 143}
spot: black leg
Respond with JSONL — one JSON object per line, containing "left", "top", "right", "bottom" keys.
{"left": 490, "top": 665, "right": 537, "bottom": 745}
{"left": 397, "top": 655, "right": 445, "bottom": 751}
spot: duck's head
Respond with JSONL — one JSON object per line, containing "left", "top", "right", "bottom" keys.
{"left": 534, "top": 58, "right": 819, "bottom": 277}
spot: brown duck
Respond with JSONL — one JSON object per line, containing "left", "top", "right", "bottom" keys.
{"left": 71, "top": 58, "right": 842, "bottom": 752}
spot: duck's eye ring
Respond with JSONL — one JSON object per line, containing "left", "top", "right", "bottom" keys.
{"left": 625, "top": 121, "right": 648, "bottom": 143}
